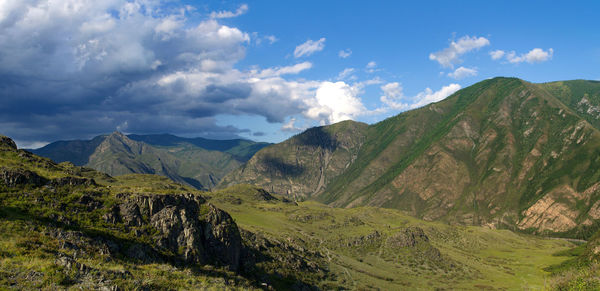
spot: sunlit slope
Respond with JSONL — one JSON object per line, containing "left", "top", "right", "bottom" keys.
{"left": 210, "top": 184, "right": 575, "bottom": 290}
{"left": 225, "top": 77, "right": 600, "bottom": 238}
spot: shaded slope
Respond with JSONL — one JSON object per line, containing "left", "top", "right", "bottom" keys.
{"left": 30, "top": 133, "right": 270, "bottom": 189}
{"left": 30, "top": 135, "right": 106, "bottom": 165}
{"left": 219, "top": 120, "right": 368, "bottom": 200}
{"left": 87, "top": 132, "right": 206, "bottom": 189}
{"left": 127, "top": 133, "right": 270, "bottom": 161}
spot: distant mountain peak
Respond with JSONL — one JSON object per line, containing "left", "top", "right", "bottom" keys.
{"left": 108, "top": 131, "right": 126, "bottom": 138}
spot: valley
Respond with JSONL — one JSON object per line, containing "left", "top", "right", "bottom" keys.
{"left": 3, "top": 77, "right": 600, "bottom": 289}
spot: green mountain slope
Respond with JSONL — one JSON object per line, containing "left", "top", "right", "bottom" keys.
{"left": 0, "top": 135, "right": 577, "bottom": 289}
{"left": 30, "top": 135, "right": 106, "bottom": 165}
{"left": 31, "top": 132, "right": 270, "bottom": 189}
{"left": 86, "top": 132, "right": 241, "bottom": 189}
{"left": 126, "top": 133, "right": 270, "bottom": 162}
{"left": 225, "top": 77, "right": 600, "bottom": 238}
{"left": 219, "top": 120, "right": 368, "bottom": 200}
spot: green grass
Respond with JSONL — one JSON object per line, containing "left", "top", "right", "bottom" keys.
{"left": 210, "top": 184, "right": 576, "bottom": 290}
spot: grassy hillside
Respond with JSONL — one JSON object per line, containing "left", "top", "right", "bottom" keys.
{"left": 210, "top": 184, "right": 576, "bottom": 290}
{"left": 0, "top": 134, "right": 588, "bottom": 289}
{"left": 0, "top": 134, "right": 335, "bottom": 289}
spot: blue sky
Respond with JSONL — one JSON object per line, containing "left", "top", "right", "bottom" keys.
{"left": 1, "top": 0, "right": 599, "bottom": 147}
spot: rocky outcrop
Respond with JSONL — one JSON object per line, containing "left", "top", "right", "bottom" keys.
{"left": 254, "top": 188, "right": 278, "bottom": 201}
{"left": 387, "top": 227, "right": 429, "bottom": 248}
{"left": 106, "top": 193, "right": 242, "bottom": 271}
{"left": 0, "top": 167, "right": 96, "bottom": 188}
{"left": 51, "top": 176, "right": 96, "bottom": 187}
{"left": 0, "top": 168, "right": 47, "bottom": 187}
{"left": 0, "top": 135, "right": 17, "bottom": 150}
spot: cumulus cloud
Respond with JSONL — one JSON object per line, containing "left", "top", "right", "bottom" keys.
{"left": 429, "top": 36, "right": 490, "bottom": 68}
{"left": 505, "top": 48, "right": 554, "bottom": 64}
{"left": 210, "top": 4, "right": 248, "bottom": 19}
{"left": 380, "top": 83, "right": 461, "bottom": 111}
{"left": 489, "top": 50, "right": 505, "bottom": 60}
{"left": 294, "top": 38, "right": 326, "bottom": 58}
{"left": 0, "top": 1, "right": 368, "bottom": 145}
{"left": 447, "top": 66, "right": 478, "bottom": 79}
{"left": 281, "top": 118, "right": 304, "bottom": 132}
{"left": 338, "top": 49, "right": 352, "bottom": 58}
{"left": 305, "top": 82, "right": 366, "bottom": 124}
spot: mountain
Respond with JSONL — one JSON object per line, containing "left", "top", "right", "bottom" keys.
{"left": 126, "top": 133, "right": 270, "bottom": 162}
{"left": 219, "top": 120, "right": 368, "bottom": 200}
{"left": 0, "top": 134, "right": 579, "bottom": 289}
{"left": 222, "top": 77, "right": 600, "bottom": 238}
{"left": 29, "top": 134, "right": 107, "bottom": 165}
{"left": 31, "top": 132, "right": 270, "bottom": 189}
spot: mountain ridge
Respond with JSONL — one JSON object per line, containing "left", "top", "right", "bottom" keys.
{"left": 222, "top": 77, "right": 600, "bottom": 238}
{"left": 30, "top": 132, "right": 270, "bottom": 189}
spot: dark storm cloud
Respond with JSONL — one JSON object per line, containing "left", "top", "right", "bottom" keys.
{"left": 0, "top": 1, "right": 361, "bottom": 147}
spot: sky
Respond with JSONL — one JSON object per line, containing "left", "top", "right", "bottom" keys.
{"left": 1, "top": 0, "right": 599, "bottom": 148}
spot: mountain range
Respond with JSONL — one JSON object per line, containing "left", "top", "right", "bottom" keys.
{"left": 222, "top": 77, "right": 600, "bottom": 238}
{"left": 31, "top": 132, "right": 270, "bottom": 190}
{"left": 0, "top": 133, "right": 585, "bottom": 289}
{"left": 7, "top": 77, "right": 600, "bottom": 289}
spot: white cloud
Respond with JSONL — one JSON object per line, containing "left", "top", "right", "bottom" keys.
{"left": 305, "top": 81, "right": 366, "bottom": 124}
{"left": 294, "top": 38, "right": 326, "bottom": 58}
{"left": 380, "top": 83, "right": 461, "bottom": 111}
{"left": 338, "top": 49, "right": 352, "bottom": 58}
{"left": 366, "top": 61, "right": 378, "bottom": 73}
{"left": 505, "top": 48, "right": 554, "bottom": 64}
{"left": 429, "top": 36, "right": 490, "bottom": 68}
{"left": 412, "top": 84, "right": 461, "bottom": 108}
{"left": 489, "top": 50, "right": 505, "bottom": 60}
{"left": 362, "top": 77, "right": 384, "bottom": 86}
{"left": 379, "top": 82, "right": 407, "bottom": 110}
{"left": 266, "top": 35, "right": 278, "bottom": 44}
{"left": 253, "top": 62, "right": 312, "bottom": 78}
{"left": 13, "top": 140, "right": 49, "bottom": 149}
{"left": 336, "top": 68, "right": 356, "bottom": 80}
{"left": 447, "top": 66, "right": 478, "bottom": 80}
{"left": 281, "top": 117, "right": 304, "bottom": 132}
{"left": 210, "top": 4, "right": 248, "bottom": 19}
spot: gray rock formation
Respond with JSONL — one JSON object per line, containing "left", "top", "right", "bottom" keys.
{"left": 107, "top": 193, "right": 242, "bottom": 271}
